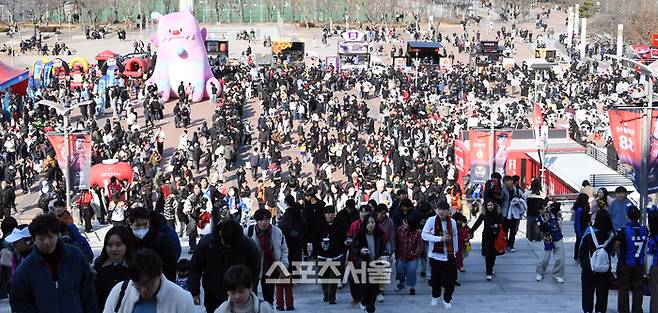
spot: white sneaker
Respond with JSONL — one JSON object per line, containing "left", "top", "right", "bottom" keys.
{"left": 486, "top": 275, "right": 492, "bottom": 281}
{"left": 443, "top": 299, "right": 453, "bottom": 310}
{"left": 555, "top": 277, "right": 564, "bottom": 283}
{"left": 536, "top": 274, "right": 543, "bottom": 281}
{"left": 431, "top": 297, "right": 440, "bottom": 306}
{"left": 376, "top": 294, "right": 384, "bottom": 302}
{"left": 359, "top": 304, "right": 366, "bottom": 310}
{"left": 510, "top": 248, "right": 516, "bottom": 252}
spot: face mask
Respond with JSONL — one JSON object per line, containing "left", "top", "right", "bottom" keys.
{"left": 132, "top": 227, "right": 148, "bottom": 239}
{"left": 228, "top": 190, "right": 235, "bottom": 197}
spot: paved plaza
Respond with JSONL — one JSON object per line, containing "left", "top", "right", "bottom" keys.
{"left": 0, "top": 4, "right": 646, "bottom": 313}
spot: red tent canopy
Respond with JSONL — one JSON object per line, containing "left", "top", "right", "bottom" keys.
{"left": 0, "top": 61, "right": 28, "bottom": 95}
{"left": 96, "top": 50, "right": 119, "bottom": 61}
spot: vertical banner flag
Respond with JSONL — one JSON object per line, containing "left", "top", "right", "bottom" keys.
{"left": 608, "top": 109, "right": 644, "bottom": 188}
{"left": 469, "top": 129, "right": 491, "bottom": 184}
{"left": 493, "top": 130, "right": 513, "bottom": 176}
{"left": 47, "top": 132, "right": 92, "bottom": 192}
{"left": 533, "top": 102, "right": 543, "bottom": 147}
{"left": 533, "top": 102, "right": 543, "bottom": 129}
{"left": 454, "top": 140, "right": 469, "bottom": 188}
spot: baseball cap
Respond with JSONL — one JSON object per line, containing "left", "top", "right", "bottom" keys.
{"left": 5, "top": 227, "right": 30, "bottom": 244}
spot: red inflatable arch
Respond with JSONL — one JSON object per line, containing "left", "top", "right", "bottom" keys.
{"left": 89, "top": 160, "right": 134, "bottom": 189}
{"left": 123, "top": 57, "right": 147, "bottom": 78}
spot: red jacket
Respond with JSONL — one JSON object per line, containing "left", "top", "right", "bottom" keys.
{"left": 395, "top": 225, "right": 423, "bottom": 262}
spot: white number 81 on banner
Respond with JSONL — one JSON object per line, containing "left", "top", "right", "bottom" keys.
{"left": 619, "top": 135, "right": 635, "bottom": 152}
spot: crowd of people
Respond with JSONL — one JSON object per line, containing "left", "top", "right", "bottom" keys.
{"left": 2, "top": 3, "right": 658, "bottom": 313}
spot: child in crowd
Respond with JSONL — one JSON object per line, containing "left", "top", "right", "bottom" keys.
{"left": 536, "top": 204, "right": 565, "bottom": 283}
{"left": 176, "top": 259, "right": 190, "bottom": 291}
{"left": 453, "top": 212, "right": 471, "bottom": 273}
{"left": 452, "top": 212, "right": 471, "bottom": 286}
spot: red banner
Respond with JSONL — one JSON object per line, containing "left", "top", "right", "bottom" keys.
{"left": 493, "top": 130, "right": 513, "bottom": 176}
{"left": 652, "top": 33, "right": 658, "bottom": 48}
{"left": 469, "top": 130, "right": 491, "bottom": 184}
{"left": 47, "top": 132, "right": 92, "bottom": 192}
{"left": 454, "top": 140, "right": 470, "bottom": 188}
{"left": 609, "top": 109, "right": 643, "bottom": 186}
{"left": 533, "top": 102, "right": 543, "bottom": 129}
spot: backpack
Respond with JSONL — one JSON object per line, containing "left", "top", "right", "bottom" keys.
{"left": 589, "top": 227, "right": 614, "bottom": 273}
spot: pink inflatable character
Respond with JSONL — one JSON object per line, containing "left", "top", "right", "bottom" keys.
{"left": 147, "top": 10, "right": 220, "bottom": 102}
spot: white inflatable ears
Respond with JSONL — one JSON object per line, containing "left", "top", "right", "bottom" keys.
{"left": 151, "top": 12, "right": 163, "bottom": 23}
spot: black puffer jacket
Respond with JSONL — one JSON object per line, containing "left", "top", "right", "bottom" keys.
{"left": 189, "top": 232, "right": 260, "bottom": 310}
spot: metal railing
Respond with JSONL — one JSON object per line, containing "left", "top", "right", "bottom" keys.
{"left": 585, "top": 144, "right": 631, "bottom": 176}
{"left": 589, "top": 173, "right": 633, "bottom": 188}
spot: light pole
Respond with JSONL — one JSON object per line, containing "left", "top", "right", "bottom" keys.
{"left": 605, "top": 54, "right": 655, "bottom": 224}
{"left": 37, "top": 99, "right": 92, "bottom": 222}
{"left": 529, "top": 59, "right": 553, "bottom": 189}
{"left": 413, "top": 53, "right": 420, "bottom": 88}
{"left": 489, "top": 100, "right": 495, "bottom": 177}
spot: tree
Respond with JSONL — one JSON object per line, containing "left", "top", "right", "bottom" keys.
{"left": 626, "top": 0, "right": 658, "bottom": 44}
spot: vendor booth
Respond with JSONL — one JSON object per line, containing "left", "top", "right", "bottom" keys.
{"left": 338, "top": 30, "right": 370, "bottom": 70}
{"left": 472, "top": 40, "right": 505, "bottom": 66}
{"left": 405, "top": 41, "right": 445, "bottom": 66}
{"left": 272, "top": 38, "right": 305, "bottom": 63}
{"left": 0, "top": 61, "right": 29, "bottom": 95}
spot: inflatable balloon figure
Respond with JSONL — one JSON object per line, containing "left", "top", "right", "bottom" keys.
{"left": 147, "top": 10, "right": 220, "bottom": 102}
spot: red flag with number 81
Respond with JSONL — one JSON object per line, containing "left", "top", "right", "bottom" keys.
{"left": 608, "top": 109, "right": 643, "bottom": 184}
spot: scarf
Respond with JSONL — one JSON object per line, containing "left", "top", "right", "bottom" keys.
{"left": 432, "top": 216, "right": 454, "bottom": 258}
{"left": 257, "top": 226, "right": 274, "bottom": 269}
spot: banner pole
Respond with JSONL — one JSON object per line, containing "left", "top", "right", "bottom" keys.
{"left": 64, "top": 112, "right": 74, "bottom": 225}
{"left": 641, "top": 78, "right": 653, "bottom": 225}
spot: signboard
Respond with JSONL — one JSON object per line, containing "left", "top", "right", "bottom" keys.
{"left": 342, "top": 30, "right": 366, "bottom": 42}
{"left": 469, "top": 129, "right": 492, "bottom": 184}
{"left": 652, "top": 33, "right": 658, "bottom": 48}
{"left": 338, "top": 41, "right": 369, "bottom": 54}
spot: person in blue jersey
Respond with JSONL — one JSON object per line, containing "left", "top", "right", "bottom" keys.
{"left": 609, "top": 186, "right": 633, "bottom": 231}
{"left": 647, "top": 211, "right": 658, "bottom": 313}
{"left": 614, "top": 206, "right": 648, "bottom": 313}
{"left": 536, "top": 202, "right": 565, "bottom": 283}
{"left": 573, "top": 193, "right": 591, "bottom": 261}
{"left": 579, "top": 210, "right": 615, "bottom": 313}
